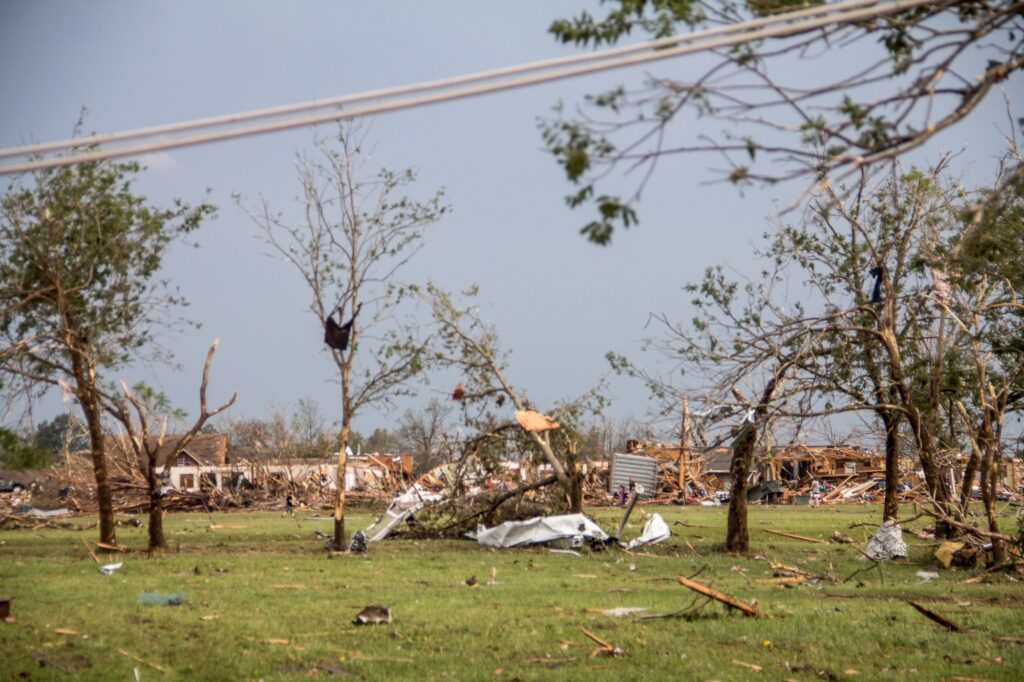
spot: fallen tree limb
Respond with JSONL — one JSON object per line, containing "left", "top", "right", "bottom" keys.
{"left": 907, "top": 601, "right": 965, "bottom": 632}
{"left": 675, "top": 575, "right": 761, "bottom": 617}
{"left": 436, "top": 474, "right": 559, "bottom": 533}
{"left": 919, "top": 507, "right": 1015, "bottom": 544}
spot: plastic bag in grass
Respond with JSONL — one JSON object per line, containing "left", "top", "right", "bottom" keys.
{"left": 137, "top": 592, "right": 187, "bottom": 606}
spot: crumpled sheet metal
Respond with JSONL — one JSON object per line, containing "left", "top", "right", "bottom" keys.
{"left": 467, "top": 513, "right": 610, "bottom": 548}
{"left": 865, "top": 519, "right": 907, "bottom": 560}
{"left": 363, "top": 483, "right": 445, "bottom": 543}
{"left": 626, "top": 513, "right": 671, "bottom": 549}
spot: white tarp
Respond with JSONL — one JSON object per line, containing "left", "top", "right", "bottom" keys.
{"left": 468, "top": 513, "right": 610, "bottom": 548}
{"left": 625, "top": 513, "right": 671, "bottom": 549}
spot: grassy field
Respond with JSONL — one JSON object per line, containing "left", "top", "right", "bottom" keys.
{"left": 1, "top": 503, "right": 1022, "bottom": 681}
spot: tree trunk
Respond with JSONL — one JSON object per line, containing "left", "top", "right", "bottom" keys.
{"left": 71, "top": 352, "right": 116, "bottom": 546}
{"left": 878, "top": 328, "right": 955, "bottom": 538}
{"left": 147, "top": 453, "right": 166, "bottom": 550}
{"left": 979, "top": 420, "right": 1007, "bottom": 564}
{"left": 333, "top": 421, "right": 350, "bottom": 551}
{"left": 725, "top": 422, "right": 757, "bottom": 552}
{"left": 959, "top": 448, "right": 980, "bottom": 513}
{"left": 881, "top": 411, "right": 901, "bottom": 521}
{"left": 565, "top": 444, "right": 582, "bottom": 513}
{"left": 724, "top": 365, "right": 790, "bottom": 553}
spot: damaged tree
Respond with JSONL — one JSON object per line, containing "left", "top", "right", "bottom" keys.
{"left": 238, "top": 124, "right": 446, "bottom": 549}
{"left": 422, "top": 283, "right": 605, "bottom": 527}
{"left": 0, "top": 152, "right": 214, "bottom": 545}
{"left": 104, "top": 341, "right": 236, "bottom": 550}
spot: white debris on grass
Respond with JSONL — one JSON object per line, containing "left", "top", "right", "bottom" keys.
{"left": 467, "top": 513, "right": 609, "bottom": 548}
{"left": 865, "top": 519, "right": 907, "bottom": 560}
{"left": 625, "top": 513, "right": 670, "bottom": 549}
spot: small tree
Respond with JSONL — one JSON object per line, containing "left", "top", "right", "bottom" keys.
{"left": 395, "top": 398, "right": 454, "bottom": 473}
{"left": 239, "top": 125, "right": 447, "bottom": 549}
{"left": 104, "top": 341, "right": 236, "bottom": 550}
{"left": 0, "top": 156, "right": 213, "bottom": 544}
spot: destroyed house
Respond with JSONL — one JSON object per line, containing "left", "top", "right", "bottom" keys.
{"left": 102, "top": 433, "right": 229, "bottom": 491}
{"left": 770, "top": 445, "right": 886, "bottom": 481}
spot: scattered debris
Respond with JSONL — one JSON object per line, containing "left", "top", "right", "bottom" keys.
{"left": 352, "top": 605, "right": 392, "bottom": 625}
{"left": 514, "top": 410, "right": 560, "bottom": 432}
{"left": 756, "top": 576, "right": 806, "bottom": 585}
{"left": 579, "top": 626, "right": 623, "bottom": 657}
{"left": 117, "top": 648, "right": 170, "bottom": 673}
{"left": 934, "top": 541, "right": 971, "bottom": 569}
{"left": 361, "top": 484, "right": 443, "bottom": 543}
{"left": 549, "top": 548, "right": 581, "bottom": 556}
{"left": 865, "top": 520, "right": 907, "bottom": 560}
{"left": 907, "top": 600, "right": 965, "bottom": 632}
{"left": 830, "top": 531, "right": 856, "bottom": 544}
{"left": 769, "top": 561, "right": 832, "bottom": 583}
{"left": 96, "top": 541, "right": 129, "bottom": 553}
{"left": 137, "top": 592, "right": 187, "bottom": 606}
{"left": 762, "top": 528, "right": 827, "bottom": 544}
{"left": 916, "top": 571, "right": 940, "bottom": 582}
{"left": 585, "top": 607, "right": 649, "bottom": 617}
{"left": 625, "top": 513, "right": 670, "bottom": 549}
{"left": 99, "top": 562, "right": 123, "bottom": 576}
{"left": 348, "top": 530, "right": 368, "bottom": 554}
{"left": 25, "top": 507, "right": 70, "bottom": 518}
{"left": 467, "top": 513, "right": 609, "bottom": 548}
{"left": 733, "top": 660, "right": 763, "bottom": 672}
{"left": 675, "top": 575, "right": 761, "bottom": 617}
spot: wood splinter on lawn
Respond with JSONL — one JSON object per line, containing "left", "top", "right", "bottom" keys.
{"left": 907, "top": 601, "right": 965, "bottom": 632}
{"left": 675, "top": 576, "right": 762, "bottom": 617}
{"left": 762, "top": 528, "right": 828, "bottom": 544}
{"left": 579, "top": 626, "right": 623, "bottom": 657}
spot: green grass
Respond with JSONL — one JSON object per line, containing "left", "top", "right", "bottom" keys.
{"left": 1, "top": 504, "right": 1022, "bottom": 681}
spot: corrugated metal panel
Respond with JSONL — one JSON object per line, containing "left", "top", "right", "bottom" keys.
{"left": 609, "top": 453, "right": 659, "bottom": 497}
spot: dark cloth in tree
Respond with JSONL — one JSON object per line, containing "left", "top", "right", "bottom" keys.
{"left": 870, "top": 266, "right": 884, "bottom": 304}
{"left": 324, "top": 304, "right": 362, "bottom": 351}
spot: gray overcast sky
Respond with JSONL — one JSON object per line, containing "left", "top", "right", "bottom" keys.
{"left": 1, "top": 1, "right": 1018, "bottom": 438}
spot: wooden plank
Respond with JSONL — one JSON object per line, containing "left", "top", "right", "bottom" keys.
{"left": 762, "top": 528, "right": 828, "bottom": 544}
{"left": 675, "top": 575, "right": 761, "bottom": 617}
{"left": 755, "top": 576, "right": 806, "bottom": 584}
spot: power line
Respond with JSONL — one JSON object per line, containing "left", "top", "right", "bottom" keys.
{"left": 0, "top": 0, "right": 936, "bottom": 175}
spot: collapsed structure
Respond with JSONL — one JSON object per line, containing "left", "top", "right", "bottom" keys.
{"left": 4, "top": 433, "right": 1019, "bottom": 519}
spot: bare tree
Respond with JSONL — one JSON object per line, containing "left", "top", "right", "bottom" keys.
{"left": 396, "top": 398, "right": 454, "bottom": 473}
{"left": 292, "top": 398, "right": 332, "bottom": 458}
{"left": 238, "top": 125, "right": 446, "bottom": 548}
{"left": 104, "top": 341, "right": 236, "bottom": 550}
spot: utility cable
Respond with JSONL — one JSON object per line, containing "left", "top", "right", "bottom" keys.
{"left": 0, "top": 0, "right": 937, "bottom": 175}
